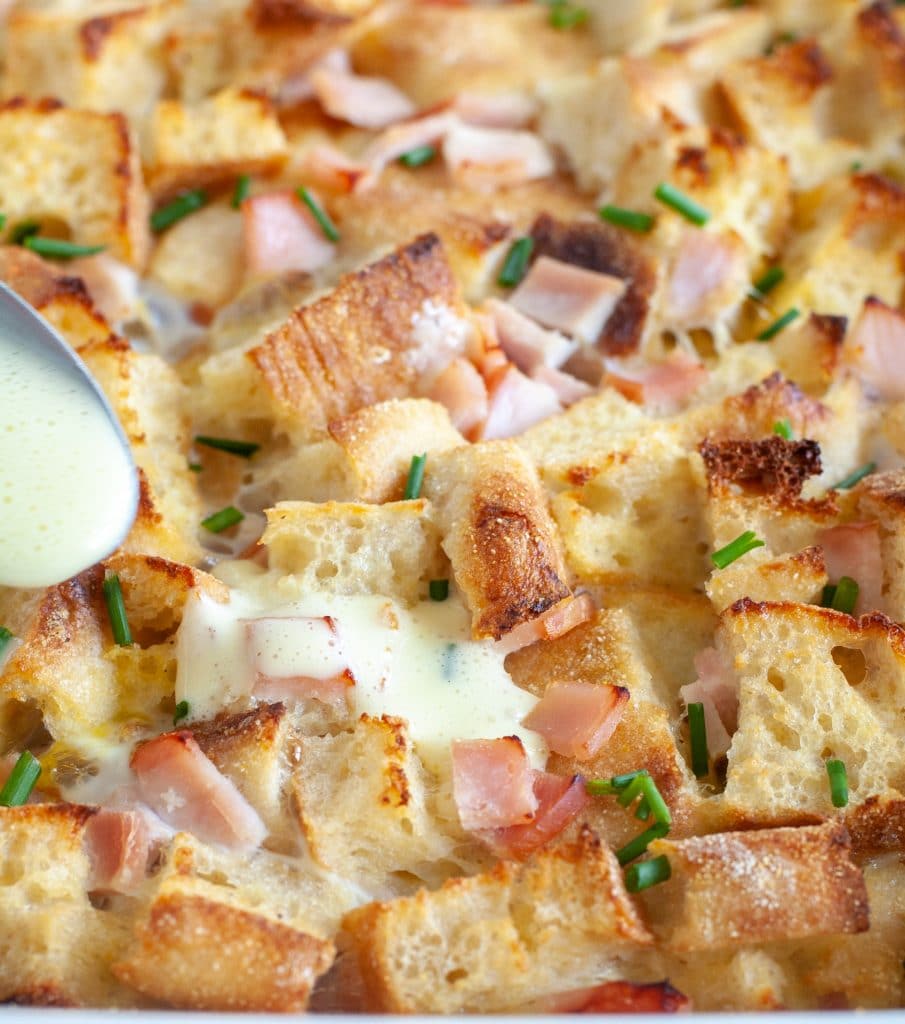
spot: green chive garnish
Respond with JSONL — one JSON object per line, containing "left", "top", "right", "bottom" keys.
{"left": 296, "top": 186, "right": 340, "bottom": 243}
{"left": 850, "top": 161, "right": 863, "bottom": 173}
{"left": 598, "top": 204, "right": 655, "bottom": 233}
{"left": 616, "top": 821, "right": 670, "bottom": 866}
{"left": 399, "top": 145, "right": 436, "bottom": 168}
{"left": 586, "top": 778, "right": 620, "bottom": 796}
{"left": 610, "top": 769, "right": 647, "bottom": 789}
{"left": 826, "top": 758, "right": 849, "bottom": 808}
{"left": 429, "top": 579, "right": 449, "bottom": 602}
{"left": 202, "top": 506, "right": 244, "bottom": 533}
{"left": 821, "top": 584, "right": 837, "bottom": 608}
{"left": 548, "top": 1, "right": 588, "bottom": 29}
{"left": 616, "top": 772, "right": 671, "bottom": 825}
{"left": 102, "top": 573, "right": 132, "bottom": 647}
{"left": 653, "top": 183, "right": 710, "bottom": 226}
{"left": 404, "top": 453, "right": 427, "bottom": 500}
{"left": 151, "top": 189, "right": 207, "bottom": 233}
{"left": 231, "top": 174, "right": 251, "bottom": 209}
{"left": 23, "top": 237, "right": 106, "bottom": 260}
{"left": 498, "top": 237, "right": 534, "bottom": 288}
{"left": 11, "top": 220, "right": 40, "bottom": 245}
{"left": 772, "top": 419, "right": 793, "bottom": 440}
{"left": 0, "top": 625, "right": 12, "bottom": 659}
{"left": 831, "top": 576, "right": 859, "bottom": 615}
{"left": 194, "top": 435, "right": 260, "bottom": 458}
{"left": 756, "top": 307, "right": 800, "bottom": 341}
{"left": 616, "top": 773, "right": 648, "bottom": 808}
{"left": 750, "top": 265, "right": 785, "bottom": 298}
{"left": 0, "top": 751, "right": 41, "bottom": 807}
{"left": 625, "top": 854, "right": 671, "bottom": 892}
{"left": 173, "top": 700, "right": 190, "bottom": 725}
{"left": 711, "top": 530, "right": 765, "bottom": 570}
{"left": 832, "top": 462, "right": 876, "bottom": 490}
{"left": 0, "top": 214, "right": 6, "bottom": 231}
{"left": 188, "top": 462, "right": 202, "bottom": 472}
{"left": 687, "top": 702, "right": 709, "bottom": 777}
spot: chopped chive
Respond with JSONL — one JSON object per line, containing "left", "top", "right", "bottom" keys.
{"left": 399, "top": 145, "right": 436, "bottom": 168}
{"left": 173, "top": 700, "right": 190, "bottom": 725}
{"left": 442, "top": 642, "right": 457, "bottom": 680}
{"left": 102, "top": 573, "right": 132, "bottom": 647}
{"left": 0, "top": 214, "right": 6, "bottom": 231}
{"left": 635, "top": 796, "right": 651, "bottom": 821}
{"left": 429, "top": 579, "right": 449, "bottom": 602}
{"left": 832, "top": 462, "right": 876, "bottom": 491}
{"left": 0, "top": 625, "right": 12, "bottom": 659}
{"left": 404, "top": 453, "right": 427, "bottom": 500}
{"left": 194, "top": 435, "right": 260, "bottom": 458}
{"left": 821, "top": 584, "right": 837, "bottom": 608}
{"left": 586, "top": 778, "right": 619, "bottom": 796}
{"left": 688, "top": 702, "right": 709, "bottom": 777}
{"left": 11, "top": 220, "right": 40, "bottom": 245}
{"left": 772, "top": 419, "right": 793, "bottom": 440}
{"left": 617, "top": 773, "right": 649, "bottom": 809}
{"left": 711, "top": 530, "right": 765, "bottom": 570}
{"left": 637, "top": 775, "right": 672, "bottom": 825}
{"left": 498, "top": 237, "right": 534, "bottom": 288}
{"left": 548, "top": 2, "right": 588, "bottom": 29}
{"left": 831, "top": 576, "right": 859, "bottom": 615}
{"left": 750, "top": 265, "right": 785, "bottom": 298}
{"left": 756, "top": 307, "right": 800, "bottom": 342}
{"left": 151, "top": 189, "right": 207, "bottom": 233}
{"left": 202, "top": 506, "right": 244, "bottom": 533}
{"left": 23, "top": 236, "right": 106, "bottom": 260}
{"left": 625, "top": 854, "right": 671, "bottom": 893}
{"left": 616, "top": 821, "right": 670, "bottom": 866}
{"left": 296, "top": 186, "right": 340, "bottom": 243}
{"left": 850, "top": 160, "right": 863, "bottom": 172}
{"left": 610, "top": 769, "right": 648, "bottom": 789}
{"left": 0, "top": 751, "right": 41, "bottom": 807}
{"left": 599, "top": 204, "right": 655, "bottom": 233}
{"left": 231, "top": 174, "right": 251, "bottom": 209}
{"left": 188, "top": 462, "right": 203, "bottom": 473}
{"left": 653, "top": 182, "right": 710, "bottom": 226}
{"left": 826, "top": 758, "right": 849, "bottom": 808}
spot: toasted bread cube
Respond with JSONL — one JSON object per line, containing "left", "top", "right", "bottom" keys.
{"left": 340, "top": 827, "right": 652, "bottom": 1012}
{"left": 644, "top": 822, "right": 868, "bottom": 951}
{"left": 0, "top": 100, "right": 149, "bottom": 266}
{"left": 261, "top": 499, "right": 446, "bottom": 605}
{"left": 251, "top": 0, "right": 379, "bottom": 22}
{"left": 858, "top": 470, "right": 905, "bottom": 624}
{"left": 146, "top": 87, "right": 288, "bottom": 197}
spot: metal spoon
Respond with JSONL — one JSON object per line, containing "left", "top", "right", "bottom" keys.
{"left": 0, "top": 282, "right": 138, "bottom": 588}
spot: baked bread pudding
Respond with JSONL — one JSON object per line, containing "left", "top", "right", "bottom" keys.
{"left": 1, "top": 0, "right": 904, "bottom": 1011}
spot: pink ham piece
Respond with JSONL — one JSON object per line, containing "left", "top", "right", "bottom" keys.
{"left": 664, "top": 228, "right": 747, "bottom": 329}
{"left": 453, "top": 91, "right": 538, "bottom": 129}
{"left": 245, "top": 615, "right": 354, "bottom": 708}
{"left": 817, "top": 521, "right": 883, "bottom": 615}
{"left": 679, "top": 647, "right": 738, "bottom": 758}
{"left": 496, "top": 593, "right": 596, "bottom": 655}
{"left": 485, "top": 297, "right": 578, "bottom": 372}
{"left": 442, "top": 122, "right": 554, "bottom": 188}
{"left": 84, "top": 807, "right": 160, "bottom": 893}
{"left": 510, "top": 256, "right": 627, "bottom": 345}
{"left": 531, "top": 365, "right": 595, "bottom": 407}
{"left": 603, "top": 349, "right": 708, "bottom": 412}
{"left": 131, "top": 731, "right": 267, "bottom": 852}
{"left": 67, "top": 253, "right": 140, "bottom": 325}
{"left": 357, "top": 112, "right": 458, "bottom": 191}
{"left": 846, "top": 296, "right": 905, "bottom": 401}
{"left": 309, "top": 67, "right": 416, "bottom": 129}
{"left": 533, "top": 980, "right": 691, "bottom": 1013}
{"left": 522, "top": 681, "right": 629, "bottom": 761}
{"left": 426, "top": 356, "right": 489, "bottom": 438}
{"left": 479, "top": 363, "right": 562, "bottom": 440}
{"left": 298, "top": 143, "right": 368, "bottom": 194}
{"left": 479, "top": 771, "right": 589, "bottom": 860}
{"left": 451, "top": 736, "right": 538, "bottom": 831}
{"left": 242, "top": 191, "right": 336, "bottom": 278}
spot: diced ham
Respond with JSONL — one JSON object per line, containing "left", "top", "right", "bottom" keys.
{"left": 453, "top": 91, "right": 538, "bottom": 129}
{"left": 509, "top": 256, "right": 627, "bottom": 346}
{"left": 356, "top": 112, "right": 458, "bottom": 191}
{"left": 426, "top": 356, "right": 489, "bottom": 438}
{"left": 298, "top": 143, "right": 368, "bottom": 194}
{"left": 309, "top": 67, "right": 416, "bottom": 129}
{"left": 242, "top": 191, "right": 336, "bottom": 278}
{"left": 479, "top": 771, "right": 589, "bottom": 860}
{"left": 131, "top": 732, "right": 267, "bottom": 852}
{"left": 485, "top": 297, "right": 578, "bottom": 372}
{"left": 68, "top": 253, "right": 140, "bottom": 325}
{"left": 845, "top": 296, "right": 905, "bottom": 401}
{"left": 535, "top": 980, "right": 691, "bottom": 1013}
{"left": 531, "top": 365, "right": 595, "bottom": 407}
{"left": 817, "top": 521, "right": 883, "bottom": 615}
{"left": 603, "top": 349, "right": 708, "bottom": 412}
{"left": 84, "top": 807, "right": 159, "bottom": 893}
{"left": 664, "top": 228, "right": 748, "bottom": 329}
{"left": 679, "top": 646, "right": 738, "bottom": 758}
{"left": 451, "top": 736, "right": 538, "bottom": 831}
{"left": 522, "top": 681, "right": 629, "bottom": 761}
{"left": 442, "top": 122, "right": 554, "bottom": 188}
{"left": 495, "top": 593, "right": 596, "bottom": 655}
{"left": 479, "top": 363, "right": 562, "bottom": 440}
{"left": 245, "top": 615, "right": 354, "bottom": 708}
{"left": 276, "top": 48, "right": 351, "bottom": 107}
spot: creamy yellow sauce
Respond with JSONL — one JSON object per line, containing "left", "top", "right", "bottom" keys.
{"left": 176, "top": 567, "right": 546, "bottom": 776}
{"left": 0, "top": 332, "right": 137, "bottom": 588}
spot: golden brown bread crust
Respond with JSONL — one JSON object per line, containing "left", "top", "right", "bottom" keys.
{"left": 699, "top": 435, "right": 824, "bottom": 502}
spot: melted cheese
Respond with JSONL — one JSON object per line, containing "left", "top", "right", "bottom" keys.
{"left": 175, "top": 571, "right": 545, "bottom": 776}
